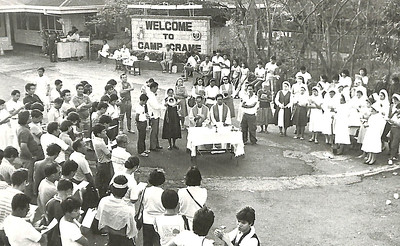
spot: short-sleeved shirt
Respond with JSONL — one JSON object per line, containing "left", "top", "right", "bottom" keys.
{"left": 4, "top": 215, "right": 42, "bottom": 246}
{"left": 200, "top": 61, "right": 212, "bottom": 72}
{"left": 154, "top": 215, "right": 186, "bottom": 246}
{"left": 28, "top": 122, "right": 43, "bottom": 144}
{"left": 72, "top": 95, "right": 91, "bottom": 120}
{"left": 163, "top": 49, "right": 174, "bottom": 61}
{"left": 111, "top": 147, "right": 131, "bottom": 174}
{"left": 92, "top": 136, "right": 111, "bottom": 163}
{"left": 70, "top": 151, "right": 92, "bottom": 182}
{"left": 171, "top": 230, "right": 214, "bottom": 246}
{"left": 254, "top": 67, "right": 266, "bottom": 79}
{"left": 212, "top": 56, "right": 224, "bottom": 72}
{"left": 0, "top": 187, "right": 22, "bottom": 230}
{"left": 120, "top": 81, "right": 133, "bottom": 102}
{"left": 242, "top": 94, "right": 258, "bottom": 115}
{"left": 59, "top": 216, "right": 83, "bottom": 246}
{"left": 0, "top": 159, "right": 15, "bottom": 184}
{"left": 17, "top": 125, "right": 43, "bottom": 160}
{"left": 33, "top": 159, "right": 56, "bottom": 194}
{"left": 46, "top": 197, "right": 63, "bottom": 246}
{"left": 38, "top": 178, "right": 57, "bottom": 212}
{"left": 143, "top": 186, "right": 165, "bottom": 224}
{"left": 40, "top": 133, "right": 70, "bottom": 163}
{"left": 135, "top": 104, "right": 148, "bottom": 122}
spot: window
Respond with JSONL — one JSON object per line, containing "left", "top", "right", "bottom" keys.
{"left": 16, "top": 13, "right": 27, "bottom": 30}
{"left": 40, "top": 15, "right": 63, "bottom": 32}
{"left": 28, "top": 14, "right": 40, "bottom": 31}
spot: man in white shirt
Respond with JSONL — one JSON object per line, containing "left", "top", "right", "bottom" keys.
{"left": 295, "top": 66, "right": 312, "bottom": 84}
{"left": 47, "top": 98, "right": 63, "bottom": 123}
{"left": 147, "top": 82, "right": 163, "bottom": 151}
{"left": 188, "top": 96, "right": 210, "bottom": 127}
{"left": 205, "top": 79, "right": 219, "bottom": 108}
{"left": 135, "top": 94, "right": 150, "bottom": 157}
{"left": 210, "top": 94, "right": 231, "bottom": 126}
{"left": 111, "top": 134, "right": 131, "bottom": 173}
{"left": 250, "top": 61, "right": 266, "bottom": 92}
{"left": 34, "top": 67, "right": 51, "bottom": 108}
{"left": 49, "top": 79, "right": 63, "bottom": 103}
{"left": 265, "top": 56, "right": 279, "bottom": 93}
{"left": 4, "top": 193, "right": 47, "bottom": 246}
{"left": 241, "top": 85, "right": 258, "bottom": 145}
{"left": 161, "top": 44, "right": 174, "bottom": 73}
{"left": 212, "top": 51, "right": 224, "bottom": 86}
{"left": 60, "top": 89, "right": 75, "bottom": 118}
{"left": 199, "top": 56, "right": 213, "bottom": 85}
{"left": 220, "top": 54, "right": 231, "bottom": 79}
{"left": 184, "top": 53, "right": 198, "bottom": 80}
{"left": 0, "top": 147, "right": 18, "bottom": 185}
{"left": 70, "top": 139, "right": 95, "bottom": 187}
{"left": 40, "top": 122, "right": 72, "bottom": 164}
{"left": 6, "top": 90, "right": 24, "bottom": 136}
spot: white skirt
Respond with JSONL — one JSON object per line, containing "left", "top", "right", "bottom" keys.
{"left": 309, "top": 108, "right": 323, "bottom": 132}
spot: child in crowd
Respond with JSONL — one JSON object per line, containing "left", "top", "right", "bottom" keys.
{"left": 135, "top": 94, "right": 150, "bottom": 157}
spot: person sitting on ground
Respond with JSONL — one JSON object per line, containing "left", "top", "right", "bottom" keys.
{"left": 96, "top": 175, "right": 137, "bottom": 246}
{"left": 155, "top": 189, "right": 188, "bottom": 246}
{"left": 98, "top": 39, "right": 110, "bottom": 63}
{"left": 166, "top": 206, "right": 215, "bottom": 246}
{"left": 45, "top": 179, "right": 74, "bottom": 246}
{"left": 59, "top": 197, "right": 89, "bottom": 246}
{"left": 4, "top": 193, "right": 48, "bottom": 246}
{"left": 161, "top": 44, "right": 174, "bottom": 74}
{"left": 214, "top": 206, "right": 260, "bottom": 246}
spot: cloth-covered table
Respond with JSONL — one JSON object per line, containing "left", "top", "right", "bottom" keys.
{"left": 186, "top": 126, "right": 245, "bottom": 157}
{"left": 57, "top": 42, "right": 88, "bottom": 59}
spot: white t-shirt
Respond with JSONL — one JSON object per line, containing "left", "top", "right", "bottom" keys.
{"left": 254, "top": 67, "right": 265, "bottom": 80}
{"left": 40, "top": 133, "right": 69, "bottom": 163}
{"left": 4, "top": 215, "right": 42, "bottom": 246}
{"left": 59, "top": 217, "right": 83, "bottom": 246}
{"left": 135, "top": 104, "right": 148, "bottom": 122}
{"left": 170, "top": 230, "right": 214, "bottom": 246}
{"left": 178, "top": 186, "right": 207, "bottom": 220}
{"left": 111, "top": 147, "right": 131, "bottom": 174}
{"left": 211, "top": 56, "right": 224, "bottom": 72}
{"left": 187, "top": 56, "right": 198, "bottom": 68}
{"left": 70, "top": 151, "right": 92, "bottom": 182}
{"left": 295, "top": 71, "right": 312, "bottom": 84}
{"left": 143, "top": 186, "right": 165, "bottom": 224}
{"left": 154, "top": 215, "right": 186, "bottom": 246}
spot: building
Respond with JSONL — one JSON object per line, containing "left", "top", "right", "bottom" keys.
{"left": 0, "top": 0, "right": 105, "bottom": 50}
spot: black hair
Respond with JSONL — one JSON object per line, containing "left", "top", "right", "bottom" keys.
{"left": 124, "top": 156, "right": 140, "bottom": 169}
{"left": 105, "top": 84, "right": 114, "bottom": 92}
{"left": 148, "top": 169, "right": 165, "bottom": 186}
{"left": 99, "top": 115, "right": 112, "bottom": 125}
{"left": 341, "top": 69, "right": 350, "bottom": 77}
{"left": 11, "top": 169, "right": 28, "bottom": 186}
{"left": 109, "top": 94, "right": 118, "bottom": 102}
{"left": 11, "top": 193, "right": 30, "bottom": 211}
{"left": 107, "top": 79, "right": 117, "bottom": 86}
{"left": 4, "top": 146, "right": 18, "bottom": 159}
{"left": 72, "top": 139, "right": 84, "bottom": 151}
{"left": 215, "top": 94, "right": 224, "bottom": 100}
{"left": 161, "top": 189, "right": 179, "bottom": 209}
{"left": 236, "top": 206, "right": 256, "bottom": 226}
{"left": 100, "top": 95, "right": 110, "bottom": 102}
{"left": 92, "top": 124, "right": 106, "bottom": 137}
{"left": 360, "top": 67, "right": 367, "bottom": 75}
{"left": 75, "top": 83, "right": 84, "bottom": 90}
{"left": 60, "top": 120, "right": 73, "bottom": 132}
{"left": 300, "top": 66, "right": 306, "bottom": 71}
{"left": 66, "top": 112, "right": 80, "bottom": 123}
{"left": 54, "top": 98, "right": 64, "bottom": 105}
{"left": 139, "top": 94, "right": 149, "bottom": 101}
{"left": 44, "top": 164, "right": 59, "bottom": 177}
{"left": 57, "top": 179, "right": 73, "bottom": 191}
{"left": 61, "top": 89, "right": 71, "bottom": 98}
{"left": 37, "top": 67, "right": 45, "bottom": 72}
{"left": 25, "top": 83, "right": 35, "bottom": 92}
{"left": 54, "top": 79, "right": 63, "bottom": 86}
{"left": 47, "top": 122, "right": 59, "bottom": 134}
{"left": 30, "top": 109, "right": 43, "bottom": 119}
{"left": 62, "top": 160, "right": 78, "bottom": 176}
{"left": 46, "top": 143, "right": 62, "bottom": 157}
{"left": 30, "top": 102, "right": 44, "bottom": 112}
{"left": 97, "top": 102, "right": 109, "bottom": 111}
{"left": 332, "top": 74, "right": 340, "bottom": 81}
{"left": 149, "top": 82, "right": 159, "bottom": 89}
{"left": 11, "top": 90, "right": 20, "bottom": 96}
{"left": 193, "top": 206, "right": 215, "bottom": 236}
{"left": 393, "top": 77, "right": 400, "bottom": 84}
{"left": 61, "top": 197, "right": 81, "bottom": 214}
{"left": 18, "top": 111, "right": 30, "bottom": 125}
{"left": 185, "top": 166, "right": 202, "bottom": 186}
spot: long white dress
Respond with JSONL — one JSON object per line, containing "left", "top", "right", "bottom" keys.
{"left": 333, "top": 103, "right": 351, "bottom": 144}
{"left": 321, "top": 94, "right": 339, "bottom": 135}
{"left": 308, "top": 95, "right": 323, "bottom": 132}
{"left": 361, "top": 113, "right": 386, "bottom": 153}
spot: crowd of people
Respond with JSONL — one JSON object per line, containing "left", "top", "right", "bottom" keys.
{"left": 0, "top": 66, "right": 260, "bottom": 246}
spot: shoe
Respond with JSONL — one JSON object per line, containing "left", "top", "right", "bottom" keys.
{"left": 169, "top": 71, "right": 172, "bottom": 74}
{"left": 265, "top": 131, "right": 269, "bottom": 134}
{"left": 388, "top": 159, "right": 394, "bottom": 165}
{"left": 314, "top": 140, "right": 319, "bottom": 144}
{"left": 156, "top": 146, "right": 163, "bottom": 149}
{"left": 279, "top": 132, "right": 284, "bottom": 137}
{"left": 162, "top": 70, "right": 167, "bottom": 73}
{"left": 140, "top": 153, "right": 149, "bottom": 157}
{"left": 144, "top": 150, "right": 150, "bottom": 154}
{"left": 168, "top": 146, "right": 172, "bottom": 150}
{"left": 293, "top": 136, "right": 298, "bottom": 139}
{"left": 250, "top": 142, "right": 257, "bottom": 145}
{"left": 300, "top": 137, "right": 304, "bottom": 140}
{"left": 368, "top": 160, "right": 376, "bottom": 165}
{"left": 173, "top": 145, "right": 179, "bottom": 149}
{"left": 309, "top": 138, "right": 314, "bottom": 142}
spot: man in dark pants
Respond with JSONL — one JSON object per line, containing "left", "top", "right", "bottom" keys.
{"left": 147, "top": 82, "right": 163, "bottom": 151}
{"left": 135, "top": 94, "right": 150, "bottom": 157}
{"left": 48, "top": 31, "right": 58, "bottom": 62}
{"left": 241, "top": 85, "right": 258, "bottom": 145}
{"left": 118, "top": 73, "right": 135, "bottom": 133}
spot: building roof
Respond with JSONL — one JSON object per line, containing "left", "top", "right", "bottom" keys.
{"left": 0, "top": 0, "right": 105, "bottom": 14}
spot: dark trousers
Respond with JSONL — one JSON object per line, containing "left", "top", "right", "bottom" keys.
{"left": 48, "top": 44, "right": 57, "bottom": 62}
{"left": 390, "top": 127, "right": 400, "bottom": 159}
{"left": 107, "top": 118, "right": 119, "bottom": 141}
{"left": 143, "top": 223, "right": 160, "bottom": 246}
{"left": 95, "top": 161, "right": 114, "bottom": 198}
{"left": 120, "top": 102, "right": 132, "bottom": 131}
{"left": 150, "top": 118, "right": 160, "bottom": 150}
{"left": 108, "top": 233, "right": 135, "bottom": 246}
{"left": 137, "top": 121, "right": 147, "bottom": 154}
{"left": 241, "top": 113, "right": 257, "bottom": 144}
{"left": 0, "top": 230, "right": 10, "bottom": 246}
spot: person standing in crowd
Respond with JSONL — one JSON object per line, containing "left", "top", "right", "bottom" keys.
{"left": 183, "top": 52, "right": 198, "bottom": 81}
{"left": 17, "top": 111, "right": 44, "bottom": 192}
{"left": 73, "top": 83, "right": 92, "bottom": 137}
{"left": 308, "top": 87, "right": 323, "bottom": 143}
{"left": 161, "top": 44, "right": 174, "bottom": 74}
{"left": 136, "top": 94, "right": 150, "bottom": 157}
{"left": 48, "top": 31, "right": 58, "bottom": 62}
{"left": 265, "top": 56, "right": 279, "bottom": 93}
{"left": 111, "top": 134, "right": 131, "bottom": 173}
{"left": 96, "top": 175, "right": 137, "bottom": 245}
{"left": 199, "top": 56, "right": 213, "bottom": 85}
{"left": 70, "top": 139, "right": 95, "bottom": 187}
{"left": 92, "top": 124, "right": 114, "bottom": 198}
{"left": 178, "top": 166, "right": 207, "bottom": 229}
{"left": 47, "top": 97, "right": 63, "bottom": 123}
{"left": 38, "top": 164, "right": 60, "bottom": 213}
{"left": 4, "top": 193, "right": 48, "bottom": 246}
{"left": 220, "top": 54, "right": 231, "bottom": 82}
{"left": 188, "top": 96, "right": 210, "bottom": 127}
{"left": 40, "top": 121, "right": 72, "bottom": 164}
{"left": 205, "top": 79, "right": 219, "bottom": 108}
{"left": 295, "top": 66, "right": 312, "bottom": 84}
{"left": 33, "top": 144, "right": 61, "bottom": 196}
{"left": 241, "top": 85, "right": 258, "bottom": 144}
{"left": 292, "top": 85, "right": 309, "bottom": 140}
{"left": 214, "top": 207, "right": 260, "bottom": 246}
{"left": 23, "top": 83, "right": 43, "bottom": 110}
{"left": 45, "top": 179, "right": 74, "bottom": 246}
{"left": 175, "top": 78, "right": 189, "bottom": 130}
{"left": 166, "top": 206, "right": 215, "bottom": 246}
{"left": 191, "top": 78, "right": 206, "bottom": 99}
{"left": 105, "top": 94, "right": 120, "bottom": 141}
{"left": 210, "top": 94, "right": 231, "bottom": 126}
{"left": 388, "top": 104, "right": 400, "bottom": 165}
{"left": 98, "top": 39, "right": 110, "bottom": 63}
{"left": 34, "top": 67, "right": 51, "bottom": 107}
{"left": 147, "top": 82, "right": 163, "bottom": 152}
{"left": 230, "top": 59, "right": 242, "bottom": 90}
{"left": 142, "top": 169, "right": 166, "bottom": 246}
{"left": 358, "top": 67, "right": 369, "bottom": 87}
{"left": 29, "top": 109, "right": 43, "bottom": 145}
{"left": 49, "top": 79, "right": 63, "bottom": 103}
{"left": 59, "top": 197, "right": 89, "bottom": 246}
{"left": 333, "top": 95, "right": 351, "bottom": 155}
{"left": 250, "top": 61, "right": 266, "bottom": 92}
{"left": 60, "top": 89, "right": 75, "bottom": 118}
{"left": 274, "top": 81, "right": 292, "bottom": 137}
{"left": 389, "top": 76, "right": 400, "bottom": 99}
{"left": 162, "top": 89, "right": 182, "bottom": 150}
{"left": 6, "top": 90, "right": 24, "bottom": 142}
{"left": 256, "top": 82, "right": 273, "bottom": 133}
{"left": 119, "top": 73, "right": 135, "bottom": 133}
{"left": 0, "top": 99, "right": 15, "bottom": 150}
{"left": 155, "top": 189, "right": 188, "bottom": 246}
{"left": 0, "top": 169, "right": 28, "bottom": 246}
{"left": 212, "top": 51, "right": 224, "bottom": 86}
{"left": 220, "top": 76, "right": 235, "bottom": 118}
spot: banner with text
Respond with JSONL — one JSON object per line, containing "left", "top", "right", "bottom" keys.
{"left": 131, "top": 16, "right": 211, "bottom": 54}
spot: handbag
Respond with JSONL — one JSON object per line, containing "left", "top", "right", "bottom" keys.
{"left": 134, "top": 188, "right": 146, "bottom": 230}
